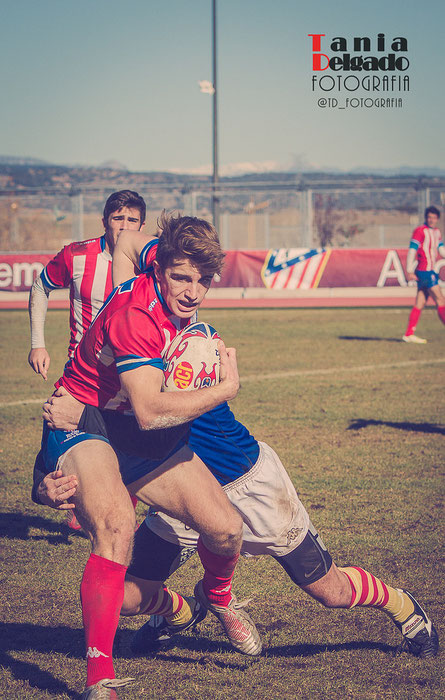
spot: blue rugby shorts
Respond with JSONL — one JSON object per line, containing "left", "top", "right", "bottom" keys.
{"left": 416, "top": 270, "right": 439, "bottom": 290}
{"left": 40, "top": 422, "right": 187, "bottom": 485}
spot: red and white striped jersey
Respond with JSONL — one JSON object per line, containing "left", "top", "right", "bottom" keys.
{"left": 56, "top": 271, "right": 194, "bottom": 412}
{"left": 41, "top": 236, "right": 158, "bottom": 358}
{"left": 41, "top": 236, "right": 113, "bottom": 358}
{"left": 409, "top": 225, "right": 444, "bottom": 272}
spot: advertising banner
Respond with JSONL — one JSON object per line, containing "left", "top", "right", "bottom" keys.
{"left": 0, "top": 255, "right": 52, "bottom": 292}
{"left": 1, "top": 249, "right": 444, "bottom": 292}
{"left": 213, "top": 248, "right": 443, "bottom": 289}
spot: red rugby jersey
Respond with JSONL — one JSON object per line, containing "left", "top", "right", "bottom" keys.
{"left": 56, "top": 272, "right": 194, "bottom": 413}
{"left": 410, "top": 226, "right": 444, "bottom": 272}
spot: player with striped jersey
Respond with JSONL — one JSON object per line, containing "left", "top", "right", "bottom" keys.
{"left": 28, "top": 190, "right": 147, "bottom": 531}
{"left": 403, "top": 206, "right": 445, "bottom": 343}
{"left": 28, "top": 189, "right": 146, "bottom": 378}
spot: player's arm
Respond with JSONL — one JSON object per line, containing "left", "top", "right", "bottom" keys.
{"left": 120, "top": 341, "right": 239, "bottom": 430}
{"left": 28, "top": 248, "right": 71, "bottom": 379}
{"left": 28, "top": 275, "right": 52, "bottom": 379}
{"left": 406, "top": 230, "right": 421, "bottom": 281}
{"left": 437, "top": 239, "right": 445, "bottom": 259}
{"left": 112, "top": 229, "right": 158, "bottom": 286}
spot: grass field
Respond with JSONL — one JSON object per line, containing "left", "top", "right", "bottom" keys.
{"left": 0, "top": 307, "right": 443, "bottom": 699}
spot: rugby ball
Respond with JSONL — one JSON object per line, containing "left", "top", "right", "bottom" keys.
{"left": 162, "top": 322, "right": 220, "bottom": 392}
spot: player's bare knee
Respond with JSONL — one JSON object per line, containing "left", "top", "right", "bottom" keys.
{"left": 88, "top": 504, "right": 135, "bottom": 550}
{"left": 215, "top": 508, "right": 243, "bottom": 550}
{"left": 229, "top": 509, "right": 243, "bottom": 535}
{"left": 204, "top": 523, "right": 243, "bottom": 556}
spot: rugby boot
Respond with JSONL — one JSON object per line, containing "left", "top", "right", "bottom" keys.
{"left": 81, "top": 677, "right": 134, "bottom": 699}
{"left": 402, "top": 334, "right": 427, "bottom": 344}
{"left": 395, "top": 590, "right": 439, "bottom": 658}
{"left": 194, "top": 580, "right": 262, "bottom": 656}
{"left": 131, "top": 596, "right": 207, "bottom": 654}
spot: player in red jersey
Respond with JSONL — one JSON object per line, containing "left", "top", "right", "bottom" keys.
{"left": 28, "top": 189, "right": 146, "bottom": 378}
{"left": 28, "top": 190, "right": 147, "bottom": 530}
{"left": 37, "top": 214, "right": 259, "bottom": 698}
{"left": 403, "top": 206, "right": 445, "bottom": 343}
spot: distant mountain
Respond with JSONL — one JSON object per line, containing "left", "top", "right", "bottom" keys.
{"left": 350, "top": 165, "right": 445, "bottom": 177}
{"left": 1, "top": 159, "right": 444, "bottom": 216}
{"left": 0, "top": 155, "right": 52, "bottom": 166}
{"left": 1, "top": 154, "right": 444, "bottom": 179}
{"left": 169, "top": 157, "right": 445, "bottom": 178}
{"left": 97, "top": 159, "right": 128, "bottom": 171}
{"left": 0, "top": 158, "right": 444, "bottom": 203}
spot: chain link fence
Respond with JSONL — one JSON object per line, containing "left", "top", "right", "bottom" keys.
{"left": 0, "top": 184, "right": 444, "bottom": 252}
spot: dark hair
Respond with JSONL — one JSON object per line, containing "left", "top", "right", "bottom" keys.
{"left": 103, "top": 190, "right": 146, "bottom": 224}
{"left": 156, "top": 211, "right": 224, "bottom": 276}
{"left": 425, "top": 206, "right": 440, "bottom": 221}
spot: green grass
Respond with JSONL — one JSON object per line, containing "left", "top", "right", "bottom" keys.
{"left": 0, "top": 308, "right": 444, "bottom": 699}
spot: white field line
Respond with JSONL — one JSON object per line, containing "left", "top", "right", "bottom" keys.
{"left": 0, "top": 358, "right": 444, "bottom": 408}
{"left": 241, "top": 357, "right": 445, "bottom": 383}
{"left": 0, "top": 398, "right": 48, "bottom": 408}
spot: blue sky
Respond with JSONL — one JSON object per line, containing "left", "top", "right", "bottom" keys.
{"left": 1, "top": 0, "right": 444, "bottom": 173}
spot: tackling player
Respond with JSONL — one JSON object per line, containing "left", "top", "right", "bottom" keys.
{"left": 35, "top": 214, "right": 260, "bottom": 699}
{"left": 402, "top": 206, "right": 445, "bottom": 343}
{"left": 126, "top": 418, "right": 439, "bottom": 661}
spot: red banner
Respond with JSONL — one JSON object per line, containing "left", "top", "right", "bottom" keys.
{"left": 214, "top": 248, "right": 445, "bottom": 289}
{"left": 0, "top": 254, "right": 52, "bottom": 291}
{"left": 1, "top": 249, "right": 444, "bottom": 292}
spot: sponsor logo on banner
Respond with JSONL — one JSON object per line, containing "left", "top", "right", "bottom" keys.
{"left": 261, "top": 248, "right": 331, "bottom": 289}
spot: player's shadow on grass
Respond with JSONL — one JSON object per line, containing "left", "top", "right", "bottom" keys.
{"left": 348, "top": 418, "right": 445, "bottom": 435}
{"left": 0, "top": 511, "right": 85, "bottom": 544}
{"left": 0, "top": 622, "right": 395, "bottom": 695}
{"left": 264, "top": 640, "right": 392, "bottom": 658}
{"left": 123, "top": 629, "right": 393, "bottom": 662}
{"left": 339, "top": 335, "right": 402, "bottom": 343}
{"left": 0, "top": 622, "right": 85, "bottom": 699}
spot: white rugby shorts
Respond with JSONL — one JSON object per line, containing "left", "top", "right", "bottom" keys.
{"left": 145, "top": 441, "right": 310, "bottom": 557}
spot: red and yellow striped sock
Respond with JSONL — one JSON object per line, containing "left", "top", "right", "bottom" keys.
{"left": 141, "top": 587, "right": 192, "bottom": 627}
{"left": 339, "top": 566, "right": 415, "bottom": 628}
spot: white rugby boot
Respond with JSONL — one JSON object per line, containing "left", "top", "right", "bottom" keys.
{"left": 194, "top": 580, "right": 262, "bottom": 656}
{"left": 81, "top": 677, "right": 134, "bottom": 699}
{"left": 402, "top": 334, "right": 427, "bottom": 344}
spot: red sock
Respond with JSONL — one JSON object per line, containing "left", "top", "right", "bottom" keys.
{"left": 197, "top": 539, "right": 239, "bottom": 606}
{"left": 80, "top": 553, "right": 127, "bottom": 687}
{"left": 437, "top": 306, "right": 445, "bottom": 325}
{"left": 405, "top": 306, "right": 421, "bottom": 336}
